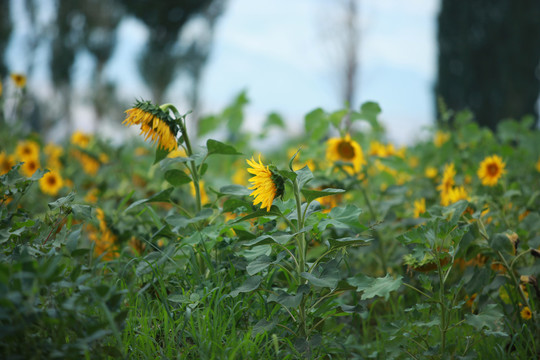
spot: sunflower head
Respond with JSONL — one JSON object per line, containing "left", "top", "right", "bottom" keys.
{"left": 71, "top": 131, "right": 92, "bottom": 149}
{"left": 437, "top": 163, "right": 456, "bottom": 194}
{"left": 39, "top": 170, "right": 64, "bottom": 196}
{"left": 0, "top": 152, "right": 15, "bottom": 175}
{"left": 10, "top": 73, "right": 27, "bottom": 88}
{"left": 246, "top": 156, "right": 284, "bottom": 211}
{"left": 15, "top": 140, "right": 40, "bottom": 160}
{"left": 413, "top": 198, "right": 426, "bottom": 218}
{"left": 21, "top": 158, "right": 40, "bottom": 177}
{"left": 123, "top": 100, "right": 179, "bottom": 151}
{"left": 477, "top": 155, "right": 505, "bottom": 186}
{"left": 326, "top": 134, "right": 365, "bottom": 174}
{"left": 520, "top": 306, "right": 532, "bottom": 321}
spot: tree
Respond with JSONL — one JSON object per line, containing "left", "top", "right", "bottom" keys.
{"left": 436, "top": 0, "right": 540, "bottom": 130}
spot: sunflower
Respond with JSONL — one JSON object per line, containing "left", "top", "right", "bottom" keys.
{"left": 424, "top": 166, "right": 438, "bottom": 179}
{"left": 437, "top": 163, "right": 455, "bottom": 195}
{"left": 0, "top": 152, "right": 15, "bottom": 175}
{"left": 15, "top": 140, "right": 40, "bottom": 160}
{"left": 71, "top": 149, "right": 100, "bottom": 175}
{"left": 247, "top": 155, "right": 283, "bottom": 211}
{"left": 447, "top": 186, "right": 470, "bottom": 205}
{"left": 10, "top": 73, "right": 27, "bottom": 88}
{"left": 520, "top": 306, "right": 532, "bottom": 321}
{"left": 413, "top": 198, "right": 426, "bottom": 218}
{"left": 21, "top": 158, "right": 40, "bottom": 177}
{"left": 536, "top": 157, "right": 540, "bottom": 172}
{"left": 434, "top": 130, "right": 450, "bottom": 147}
{"left": 39, "top": 170, "right": 64, "bottom": 196}
{"left": 88, "top": 208, "right": 118, "bottom": 261}
{"left": 123, "top": 100, "right": 179, "bottom": 151}
{"left": 327, "top": 134, "right": 365, "bottom": 174}
{"left": 0, "top": 81, "right": 3, "bottom": 97}
{"left": 70, "top": 131, "right": 91, "bottom": 149}
{"left": 477, "top": 155, "right": 505, "bottom": 186}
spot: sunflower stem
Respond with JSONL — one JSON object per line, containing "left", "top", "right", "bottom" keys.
{"left": 161, "top": 103, "right": 202, "bottom": 213}
{"left": 292, "top": 177, "right": 308, "bottom": 337}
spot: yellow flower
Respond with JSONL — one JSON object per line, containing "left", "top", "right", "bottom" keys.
{"left": 327, "top": 134, "right": 365, "bottom": 174}
{"left": 89, "top": 208, "right": 118, "bottom": 261}
{"left": 437, "top": 163, "right": 456, "bottom": 205}
{"left": 0, "top": 80, "right": 3, "bottom": 96}
{"left": 536, "top": 157, "right": 540, "bottom": 172}
{"left": 39, "top": 170, "right": 64, "bottom": 196}
{"left": 369, "top": 141, "right": 391, "bottom": 157}
{"left": 520, "top": 306, "right": 532, "bottom": 321}
{"left": 167, "top": 148, "right": 187, "bottom": 158}
{"left": 408, "top": 156, "right": 419, "bottom": 168}
{"left": 434, "top": 130, "right": 450, "bottom": 147}
{"left": 425, "top": 166, "right": 438, "bottom": 179}
{"left": 232, "top": 163, "right": 248, "bottom": 186}
{"left": 123, "top": 100, "right": 178, "bottom": 151}
{"left": 20, "top": 157, "right": 40, "bottom": 177}
{"left": 191, "top": 180, "right": 209, "bottom": 205}
{"left": 477, "top": 155, "right": 505, "bottom": 186}
{"left": 0, "top": 152, "right": 15, "bottom": 175}
{"left": 447, "top": 186, "right": 470, "bottom": 205}
{"left": 247, "top": 155, "right": 282, "bottom": 212}
{"left": 15, "top": 140, "right": 40, "bottom": 160}
{"left": 44, "top": 143, "right": 63, "bottom": 171}
{"left": 71, "top": 149, "right": 100, "bottom": 175}
{"left": 10, "top": 73, "right": 27, "bottom": 88}
{"left": 413, "top": 198, "right": 426, "bottom": 218}
{"left": 70, "top": 131, "right": 91, "bottom": 149}
{"left": 84, "top": 188, "right": 99, "bottom": 204}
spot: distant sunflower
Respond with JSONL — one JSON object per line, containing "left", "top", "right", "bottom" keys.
{"left": 447, "top": 186, "right": 470, "bottom": 205}
{"left": 536, "top": 157, "right": 540, "bottom": 172}
{"left": 15, "top": 140, "right": 39, "bottom": 160}
{"left": 70, "top": 131, "right": 91, "bottom": 148}
{"left": 39, "top": 170, "right": 64, "bottom": 196}
{"left": 71, "top": 149, "right": 100, "bottom": 175}
{"left": 0, "top": 81, "right": 3, "bottom": 97}
{"left": 10, "top": 73, "right": 27, "bottom": 88}
{"left": 326, "top": 134, "right": 365, "bottom": 174}
{"left": 437, "top": 163, "right": 455, "bottom": 194}
{"left": 0, "top": 152, "right": 14, "bottom": 175}
{"left": 21, "top": 158, "right": 40, "bottom": 177}
{"left": 425, "top": 166, "right": 438, "bottom": 179}
{"left": 520, "top": 306, "right": 532, "bottom": 321}
{"left": 477, "top": 155, "right": 505, "bottom": 186}
{"left": 247, "top": 155, "right": 283, "bottom": 211}
{"left": 434, "top": 130, "right": 450, "bottom": 148}
{"left": 123, "top": 100, "right": 179, "bottom": 151}
{"left": 413, "top": 198, "right": 426, "bottom": 218}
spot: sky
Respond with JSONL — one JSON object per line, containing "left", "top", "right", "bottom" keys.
{"left": 6, "top": 0, "right": 440, "bottom": 144}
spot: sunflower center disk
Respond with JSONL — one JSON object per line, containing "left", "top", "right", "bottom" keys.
{"left": 487, "top": 163, "right": 499, "bottom": 176}
{"left": 337, "top": 141, "right": 355, "bottom": 160}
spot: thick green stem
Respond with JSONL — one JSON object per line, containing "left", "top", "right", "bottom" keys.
{"left": 292, "top": 177, "right": 308, "bottom": 337}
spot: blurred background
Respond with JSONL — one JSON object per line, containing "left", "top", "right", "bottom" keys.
{"left": 1, "top": 0, "right": 539, "bottom": 145}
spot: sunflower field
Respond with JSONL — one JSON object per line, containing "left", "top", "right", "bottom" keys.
{"left": 1, "top": 78, "right": 540, "bottom": 359}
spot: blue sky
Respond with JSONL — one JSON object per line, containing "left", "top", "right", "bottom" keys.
{"left": 7, "top": 0, "right": 439, "bottom": 144}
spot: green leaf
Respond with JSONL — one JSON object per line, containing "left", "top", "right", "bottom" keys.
{"left": 296, "top": 166, "right": 313, "bottom": 189}
{"left": 246, "top": 255, "right": 273, "bottom": 275}
{"left": 252, "top": 318, "right": 277, "bottom": 335}
{"left": 317, "top": 205, "right": 366, "bottom": 231}
{"left": 124, "top": 188, "right": 174, "bottom": 212}
{"left": 219, "top": 184, "right": 251, "bottom": 196}
{"left": 164, "top": 169, "right": 192, "bottom": 186}
{"left": 244, "top": 233, "right": 294, "bottom": 247}
{"left": 465, "top": 304, "right": 503, "bottom": 331}
{"left": 206, "top": 139, "right": 242, "bottom": 156}
{"left": 304, "top": 108, "right": 329, "bottom": 140}
{"left": 225, "top": 91, "right": 249, "bottom": 133}
{"left": 198, "top": 115, "right": 220, "bottom": 136}
{"left": 328, "top": 237, "right": 372, "bottom": 250}
{"left": 348, "top": 274, "right": 402, "bottom": 300}
{"left": 267, "top": 285, "right": 309, "bottom": 308}
{"left": 230, "top": 276, "right": 262, "bottom": 297}
{"left": 351, "top": 101, "right": 382, "bottom": 130}
{"left": 154, "top": 146, "right": 169, "bottom": 164}
{"left": 48, "top": 192, "right": 76, "bottom": 210}
{"left": 232, "top": 206, "right": 282, "bottom": 223}
{"left": 490, "top": 233, "right": 514, "bottom": 254}
{"left": 329, "top": 109, "right": 348, "bottom": 128}
{"left": 165, "top": 208, "right": 213, "bottom": 230}
{"left": 288, "top": 148, "right": 301, "bottom": 171}
{"left": 71, "top": 204, "right": 92, "bottom": 220}
{"left": 301, "top": 271, "right": 338, "bottom": 289}
{"left": 302, "top": 188, "right": 345, "bottom": 203}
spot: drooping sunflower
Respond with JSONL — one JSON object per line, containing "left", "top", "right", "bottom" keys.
{"left": 39, "top": 170, "right": 64, "bottom": 196}
{"left": 477, "top": 155, "right": 505, "bottom": 186}
{"left": 246, "top": 155, "right": 283, "bottom": 212}
{"left": 15, "top": 140, "right": 40, "bottom": 160}
{"left": 326, "top": 134, "right": 365, "bottom": 174}
{"left": 123, "top": 100, "right": 179, "bottom": 151}
{"left": 10, "top": 73, "right": 27, "bottom": 88}
{"left": 0, "top": 152, "right": 15, "bottom": 175}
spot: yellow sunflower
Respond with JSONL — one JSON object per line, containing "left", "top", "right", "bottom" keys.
{"left": 326, "top": 134, "right": 365, "bottom": 174}
{"left": 437, "top": 163, "right": 455, "bottom": 194}
{"left": 0, "top": 152, "right": 15, "bottom": 175}
{"left": 0, "top": 81, "right": 3, "bottom": 96}
{"left": 39, "top": 170, "right": 64, "bottom": 196}
{"left": 535, "top": 157, "right": 540, "bottom": 172}
{"left": 424, "top": 166, "right": 438, "bottom": 179}
{"left": 520, "top": 306, "right": 532, "bottom": 321}
{"left": 477, "top": 155, "right": 505, "bottom": 186}
{"left": 123, "top": 100, "right": 179, "bottom": 151}
{"left": 447, "top": 186, "right": 470, "bottom": 205}
{"left": 246, "top": 155, "right": 283, "bottom": 212}
{"left": 434, "top": 130, "right": 450, "bottom": 147}
{"left": 21, "top": 158, "right": 40, "bottom": 177}
{"left": 70, "top": 131, "right": 91, "bottom": 149}
{"left": 10, "top": 73, "right": 27, "bottom": 88}
{"left": 15, "top": 140, "right": 40, "bottom": 160}
{"left": 71, "top": 149, "right": 100, "bottom": 175}
{"left": 413, "top": 198, "right": 426, "bottom": 218}
{"left": 88, "top": 208, "right": 119, "bottom": 261}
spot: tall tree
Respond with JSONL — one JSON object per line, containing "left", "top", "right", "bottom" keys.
{"left": 0, "top": 1, "right": 12, "bottom": 77}
{"left": 436, "top": 0, "right": 540, "bottom": 130}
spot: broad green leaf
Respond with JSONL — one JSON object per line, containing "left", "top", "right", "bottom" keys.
{"left": 317, "top": 205, "right": 366, "bottom": 231}
{"left": 154, "top": 146, "right": 169, "bottom": 164}
{"left": 328, "top": 237, "right": 372, "bottom": 250}
{"left": 71, "top": 204, "right": 92, "bottom": 220}
{"left": 124, "top": 188, "right": 174, "bottom": 212}
{"left": 165, "top": 208, "right": 213, "bottom": 230}
{"left": 465, "top": 304, "right": 503, "bottom": 331}
{"left": 264, "top": 112, "right": 285, "bottom": 129}
{"left": 48, "top": 192, "right": 76, "bottom": 210}
{"left": 348, "top": 274, "right": 402, "bottom": 300}
{"left": 329, "top": 109, "right": 348, "bottom": 128}
{"left": 296, "top": 165, "right": 313, "bottom": 189}
{"left": 206, "top": 139, "right": 242, "bottom": 156}
{"left": 267, "top": 285, "right": 309, "bottom": 308}
{"left": 164, "top": 169, "right": 191, "bottom": 186}
{"left": 244, "top": 233, "right": 294, "bottom": 247}
{"left": 301, "top": 188, "right": 345, "bottom": 203}
{"left": 198, "top": 115, "right": 220, "bottom": 136}
{"left": 246, "top": 255, "right": 272, "bottom": 275}
{"left": 219, "top": 184, "right": 251, "bottom": 196}
{"left": 252, "top": 318, "right": 277, "bottom": 335}
{"left": 304, "top": 108, "right": 328, "bottom": 140}
{"left": 230, "top": 276, "right": 262, "bottom": 297}
{"left": 232, "top": 206, "right": 282, "bottom": 223}
{"left": 490, "top": 233, "right": 514, "bottom": 254}
{"left": 301, "top": 271, "right": 339, "bottom": 289}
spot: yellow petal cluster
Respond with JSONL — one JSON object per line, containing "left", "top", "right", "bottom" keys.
{"left": 247, "top": 156, "right": 277, "bottom": 212}
{"left": 326, "top": 134, "right": 365, "bottom": 174}
{"left": 477, "top": 155, "right": 505, "bottom": 186}
{"left": 39, "top": 170, "right": 64, "bottom": 196}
